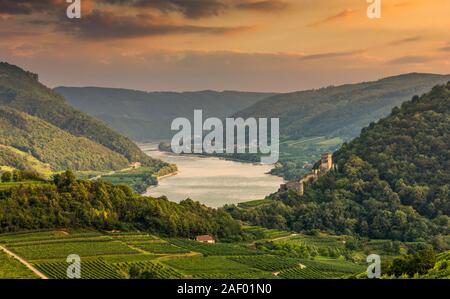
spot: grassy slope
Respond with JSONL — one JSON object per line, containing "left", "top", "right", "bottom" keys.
{"left": 0, "top": 250, "right": 38, "bottom": 279}
{"left": 0, "top": 144, "right": 53, "bottom": 177}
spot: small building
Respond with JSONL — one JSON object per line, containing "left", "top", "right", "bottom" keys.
{"left": 130, "top": 162, "right": 141, "bottom": 169}
{"left": 196, "top": 235, "right": 215, "bottom": 244}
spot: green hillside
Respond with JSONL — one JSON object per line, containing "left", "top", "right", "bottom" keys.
{"left": 0, "top": 107, "right": 129, "bottom": 171}
{"left": 55, "top": 87, "right": 274, "bottom": 141}
{"left": 236, "top": 73, "right": 450, "bottom": 140}
{"left": 0, "top": 62, "right": 161, "bottom": 167}
{"left": 0, "top": 144, "right": 52, "bottom": 177}
{"left": 226, "top": 83, "right": 450, "bottom": 242}
{"left": 230, "top": 73, "right": 450, "bottom": 180}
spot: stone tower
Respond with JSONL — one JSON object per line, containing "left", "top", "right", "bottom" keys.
{"left": 320, "top": 153, "right": 333, "bottom": 172}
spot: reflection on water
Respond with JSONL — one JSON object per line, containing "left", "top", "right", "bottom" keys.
{"left": 140, "top": 143, "right": 284, "bottom": 208}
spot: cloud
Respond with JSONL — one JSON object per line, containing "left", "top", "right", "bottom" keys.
{"left": 388, "top": 36, "right": 422, "bottom": 46}
{"left": 307, "top": 8, "right": 355, "bottom": 28}
{"left": 300, "top": 49, "right": 366, "bottom": 61}
{"left": 56, "top": 10, "right": 252, "bottom": 40}
{"left": 100, "top": 0, "right": 288, "bottom": 19}
{"left": 388, "top": 55, "right": 434, "bottom": 65}
{"left": 0, "top": 0, "right": 63, "bottom": 15}
{"left": 439, "top": 42, "right": 450, "bottom": 52}
{"left": 235, "top": 1, "right": 288, "bottom": 12}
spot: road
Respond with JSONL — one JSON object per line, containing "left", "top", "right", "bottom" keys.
{"left": 0, "top": 245, "right": 48, "bottom": 279}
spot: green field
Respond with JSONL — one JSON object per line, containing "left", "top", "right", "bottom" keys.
{"left": 0, "top": 250, "right": 38, "bottom": 279}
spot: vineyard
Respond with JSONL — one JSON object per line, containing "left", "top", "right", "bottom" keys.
{"left": 0, "top": 250, "right": 38, "bottom": 279}
{"left": 0, "top": 230, "right": 367, "bottom": 279}
{"left": 132, "top": 242, "right": 189, "bottom": 254}
{"left": 115, "top": 261, "right": 184, "bottom": 279}
{"left": 243, "top": 226, "right": 292, "bottom": 240}
{"left": 163, "top": 256, "right": 274, "bottom": 279}
{"left": 169, "top": 239, "right": 260, "bottom": 256}
{"left": 9, "top": 240, "right": 138, "bottom": 260}
{"left": 229, "top": 255, "right": 303, "bottom": 272}
{"left": 35, "top": 259, "right": 123, "bottom": 279}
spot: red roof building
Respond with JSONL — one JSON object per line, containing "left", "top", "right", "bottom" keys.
{"left": 196, "top": 235, "right": 215, "bottom": 244}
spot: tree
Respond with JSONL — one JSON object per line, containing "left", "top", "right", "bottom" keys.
{"left": 12, "top": 170, "right": 23, "bottom": 182}
{"left": 1, "top": 171, "right": 12, "bottom": 183}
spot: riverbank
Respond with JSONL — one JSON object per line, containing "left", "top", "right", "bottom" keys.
{"left": 140, "top": 143, "right": 284, "bottom": 208}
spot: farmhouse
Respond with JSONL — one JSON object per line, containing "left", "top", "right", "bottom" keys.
{"left": 196, "top": 235, "right": 215, "bottom": 244}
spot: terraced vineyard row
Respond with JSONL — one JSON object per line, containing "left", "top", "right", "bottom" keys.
{"left": 278, "top": 266, "right": 330, "bottom": 279}
{"left": 132, "top": 242, "right": 189, "bottom": 254}
{"left": 34, "top": 259, "right": 123, "bottom": 279}
{"left": 169, "top": 239, "right": 260, "bottom": 256}
{"left": 300, "top": 259, "right": 365, "bottom": 274}
{"left": 115, "top": 261, "right": 184, "bottom": 279}
{"left": 9, "top": 240, "right": 138, "bottom": 260}
{"left": 243, "top": 226, "right": 291, "bottom": 240}
{"left": 229, "top": 255, "right": 302, "bottom": 271}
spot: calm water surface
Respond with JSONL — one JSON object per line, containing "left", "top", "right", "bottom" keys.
{"left": 140, "top": 143, "right": 284, "bottom": 208}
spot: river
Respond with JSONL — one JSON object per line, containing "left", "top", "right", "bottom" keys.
{"left": 140, "top": 143, "right": 284, "bottom": 208}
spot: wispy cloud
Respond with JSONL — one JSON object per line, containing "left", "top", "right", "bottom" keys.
{"left": 99, "top": 0, "right": 289, "bottom": 19}
{"left": 300, "top": 49, "right": 366, "bottom": 61}
{"left": 388, "top": 55, "right": 434, "bottom": 65}
{"left": 307, "top": 8, "right": 355, "bottom": 28}
{"left": 56, "top": 10, "right": 252, "bottom": 40}
{"left": 388, "top": 36, "right": 422, "bottom": 46}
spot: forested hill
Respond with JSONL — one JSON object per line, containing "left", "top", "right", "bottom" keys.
{"left": 0, "top": 107, "right": 128, "bottom": 171}
{"left": 0, "top": 62, "right": 165, "bottom": 171}
{"left": 0, "top": 171, "right": 241, "bottom": 240}
{"left": 226, "top": 83, "right": 450, "bottom": 242}
{"left": 235, "top": 73, "right": 450, "bottom": 140}
{"left": 55, "top": 87, "right": 275, "bottom": 141}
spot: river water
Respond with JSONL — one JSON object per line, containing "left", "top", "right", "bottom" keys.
{"left": 140, "top": 143, "right": 284, "bottom": 208}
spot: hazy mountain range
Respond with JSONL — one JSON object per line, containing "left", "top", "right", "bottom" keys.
{"left": 56, "top": 73, "right": 450, "bottom": 144}
{"left": 56, "top": 87, "right": 274, "bottom": 141}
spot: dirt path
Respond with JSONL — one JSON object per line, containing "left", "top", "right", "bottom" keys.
{"left": 0, "top": 245, "right": 48, "bottom": 279}
{"left": 270, "top": 233, "right": 298, "bottom": 241}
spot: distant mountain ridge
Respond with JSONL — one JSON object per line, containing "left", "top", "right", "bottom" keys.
{"left": 55, "top": 87, "right": 275, "bottom": 141}
{"left": 235, "top": 73, "right": 450, "bottom": 140}
{"left": 0, "top": 62, "right": 166, "bottom": 172}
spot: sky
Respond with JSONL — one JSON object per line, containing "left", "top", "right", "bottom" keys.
{"left": 0, "top": 0, "right": 449, "bottom": 92}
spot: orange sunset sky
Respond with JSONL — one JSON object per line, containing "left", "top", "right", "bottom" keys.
{"left": 0, "top": 0, "right": 449, "bottom": 92}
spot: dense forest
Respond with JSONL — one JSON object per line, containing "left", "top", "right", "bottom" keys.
{"left": 0, "top": 170, "right": 241, "bottom": 241}
{"left": 0, "top": 62, "right": 165, "bottom": 171}
{"left": 225, "top": 83, "right": 450, "bottom": 242}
